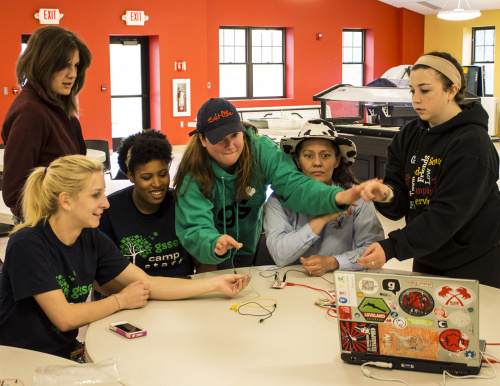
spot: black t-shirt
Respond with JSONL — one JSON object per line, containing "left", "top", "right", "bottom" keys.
{"left": 99, "top": 187, "right": 194, "bottom": 277}
{"left": 0, "top": 221, "right": 129, "bottom": 357}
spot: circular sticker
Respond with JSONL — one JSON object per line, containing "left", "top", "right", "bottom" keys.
{"left": 434, "top": 285, "right": 476, "bottom": 308}
{"left": 392, "top": 317, "right": 407, "bottom": 329}
{"left": 399, "top": 288, "right": 434, "bottom": 316}
{"left": 358, "top": 278, "right": 378, "bottom": 295}
{"left": 434, "top": 306, "right": 448, "bottom": 319}
{"left": 448, "top": 310, "right": 471, "bottom": 328}
{"left": 439, "top": 329, "right": 469, "bottom": 352}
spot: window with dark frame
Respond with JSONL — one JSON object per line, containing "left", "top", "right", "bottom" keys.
{"left": 219, "top": 27, "right": 285, "bottom": 99}
{"left": 109, "top": 36, "right": 151, "bottom": 149}
{"left": 472, "top": 27, "right": 495, "bottom": 97}
{"left": 342, "top": 29, "right": 365, "bottom": 87}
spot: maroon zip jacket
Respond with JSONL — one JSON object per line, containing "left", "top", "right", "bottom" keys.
{"left": 1, "top": 82, "right": 86, "bottom": 217}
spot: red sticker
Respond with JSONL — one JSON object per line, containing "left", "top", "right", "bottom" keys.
{"left": 338, "top": 306, "right": 352, "bottom": 320}
{"left": 434, "top": 285, "right": 476, "bottom": 308}
{"left": 340, "top": 321, "right": 379, "bottom": 353}
{"left": 439, "top": 329, "right": 469, "bottom": 352}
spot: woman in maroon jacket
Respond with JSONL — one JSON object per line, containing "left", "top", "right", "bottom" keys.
{"left": 1, "top": 25, "right": 91, "bottom": 222}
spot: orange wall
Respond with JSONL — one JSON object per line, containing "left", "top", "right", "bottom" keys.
{"left": 0, "top": 0, "right": 424, "bottom": 146}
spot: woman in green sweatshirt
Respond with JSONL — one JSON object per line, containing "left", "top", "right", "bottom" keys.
{"left": 174, "top": 98, "right": 389, "bottom": 270}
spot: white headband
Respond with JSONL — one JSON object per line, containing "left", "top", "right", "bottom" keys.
{"left": 413, "top": 55, "right": 462, "bottom": 89}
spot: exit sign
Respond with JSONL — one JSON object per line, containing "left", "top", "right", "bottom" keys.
{"left": 123, "top": 10, "right": 148, "bottom": 26}
{"left": 36, "top": 9, "right": 63, "bottom": 24}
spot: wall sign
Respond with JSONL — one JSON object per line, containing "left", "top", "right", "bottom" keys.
{"left": 34, "top": 9, "right": 64, "bottom": 24}
{"left": 122, "top": 11, "right": 149, "bottom": 26}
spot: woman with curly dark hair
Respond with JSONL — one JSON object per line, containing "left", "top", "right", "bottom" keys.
{"left": 99, "top": 130, "right": 198, "bottom": 277}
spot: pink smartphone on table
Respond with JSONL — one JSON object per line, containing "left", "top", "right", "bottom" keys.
{"left": 109, "top": 321, "right": 147, "bottom": 339}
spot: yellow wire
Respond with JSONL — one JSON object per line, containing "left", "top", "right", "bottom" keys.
{"left": 230, "top": 298, "right": 278, "bottom": 311}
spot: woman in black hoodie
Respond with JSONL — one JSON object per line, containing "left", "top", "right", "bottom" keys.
{"left": 358, "top": 52, "right": 500, "bottom": 289}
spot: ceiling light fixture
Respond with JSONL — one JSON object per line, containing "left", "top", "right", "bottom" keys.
{"left": 437, "top": 0, "right": 481, "bottom": 21}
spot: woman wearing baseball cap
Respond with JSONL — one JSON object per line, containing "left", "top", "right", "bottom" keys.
{"left": 264, "top": 120, "right": 385, "bottom": 275}
{"left": 174, "top": 98, "right": 390, "bottom": 270}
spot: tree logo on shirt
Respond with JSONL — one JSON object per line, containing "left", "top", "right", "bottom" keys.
{"left": 55, "top": 271, "right": 76, "bottom": 297}
{"left": 120, "top": 235, "right": 153, "bottom": 264}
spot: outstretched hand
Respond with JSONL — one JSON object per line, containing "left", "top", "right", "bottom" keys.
{"left": 216, "top": 274, "right": 251, "bottom": 297}
{"left": 215, "top": 234, "right": 243, "bottom": 256}
{"left": 334, "top": 179, "right": 381, "bottom": 206}
{"left": 360, "top": 181, "right": 393, "bottom": 203}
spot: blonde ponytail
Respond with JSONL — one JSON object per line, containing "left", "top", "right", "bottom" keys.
{"left": 12, "top": 155, "right": 103, "bottom": 233}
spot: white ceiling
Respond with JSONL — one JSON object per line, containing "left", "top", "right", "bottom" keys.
{"left": 378, "top": 0, "right": 500, "bottom": 15}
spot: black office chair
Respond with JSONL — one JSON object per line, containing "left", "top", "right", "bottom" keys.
{"left": 85, "top": 139, "right": 112, "bottom": 178}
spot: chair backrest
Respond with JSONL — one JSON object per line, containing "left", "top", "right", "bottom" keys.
{"left": 84, "top": 139, "right": 111, "bottom": 172}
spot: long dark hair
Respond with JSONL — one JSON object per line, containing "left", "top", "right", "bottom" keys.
{"left": 16, "top": 26, "right": 92, "bottom": 117}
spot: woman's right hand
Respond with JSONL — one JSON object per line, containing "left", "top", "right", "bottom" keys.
{"left": 215, "top": 234, "right": 243, "bottom": 256}
{"left": 116, "top": 280, "right": 150, "bottom": 309}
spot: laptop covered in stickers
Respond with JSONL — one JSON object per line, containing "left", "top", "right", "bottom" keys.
{"left": 334, "top": 269, "right": 485, "bottom": 375}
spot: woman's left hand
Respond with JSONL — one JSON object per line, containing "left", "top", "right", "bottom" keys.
{"left": 216, "top": 274, "right": 251, "bottom": 297}
{"left": 357, "top": 243, "right": 387, "bottom": 269}
{"left": 335, "top": 178, "right": 383, "bottom": 206}
{"left": 360, "top": 182, "right": 393, "bottom": 203}
{"left": 300, "top": 255, "right": 339, "bottom": 276}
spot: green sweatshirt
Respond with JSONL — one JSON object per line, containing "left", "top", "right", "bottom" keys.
{"left": 175, "top": 129, "right": 348, "bottom": 264}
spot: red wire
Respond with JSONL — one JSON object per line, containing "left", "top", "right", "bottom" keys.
{"left": 486, "top": 343, "right": 500, "bottom": 345}
{"left": 286, "top": 282, "right": 334, "bottom": 298}
{"left": 287, "top": 282, "right": 337, "bottom": 318}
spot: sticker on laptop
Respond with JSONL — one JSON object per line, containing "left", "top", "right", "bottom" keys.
{"left": 358, "top": 278, "right": 378, "bottom": 294}
{"left": 334, "top": 272, "right": 357, "bottom": 306}
{"left": 338, "top": 306, "right": 352, "bottom": 320}
{"left": 434, "top": 285, "right": 476, "bottom": 308}
{"left": 340, "top": 321, "right": 380, "bottom": 354}
{"left": 399, "top": 288, "right": 434, "bottom": 317}
{"left": 392, "top": 317, "right": 407, "bottom": 329}
{"left": 434, "top": 306, "right": 448, "bottom": 319}
{"left": 448, "top": 310, "right": 471, "bottom": 328}
{"left": 358, "top": 297, "right": 391, "bottom": 322}
{"left": 439, "top": 329, "right": 469, "bottom": 352}
{"left": 382, "top": 279, "right": 401, "bottom": 295}
{"left": 379, "top": 324, "right": 439, "bottom": 360}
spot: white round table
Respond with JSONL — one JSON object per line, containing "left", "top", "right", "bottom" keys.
{"left": 0, "top": 345, "right": 75, "bottom": 386}
{"left": 85, "top": 267, "right": 500, "bottom": 385}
